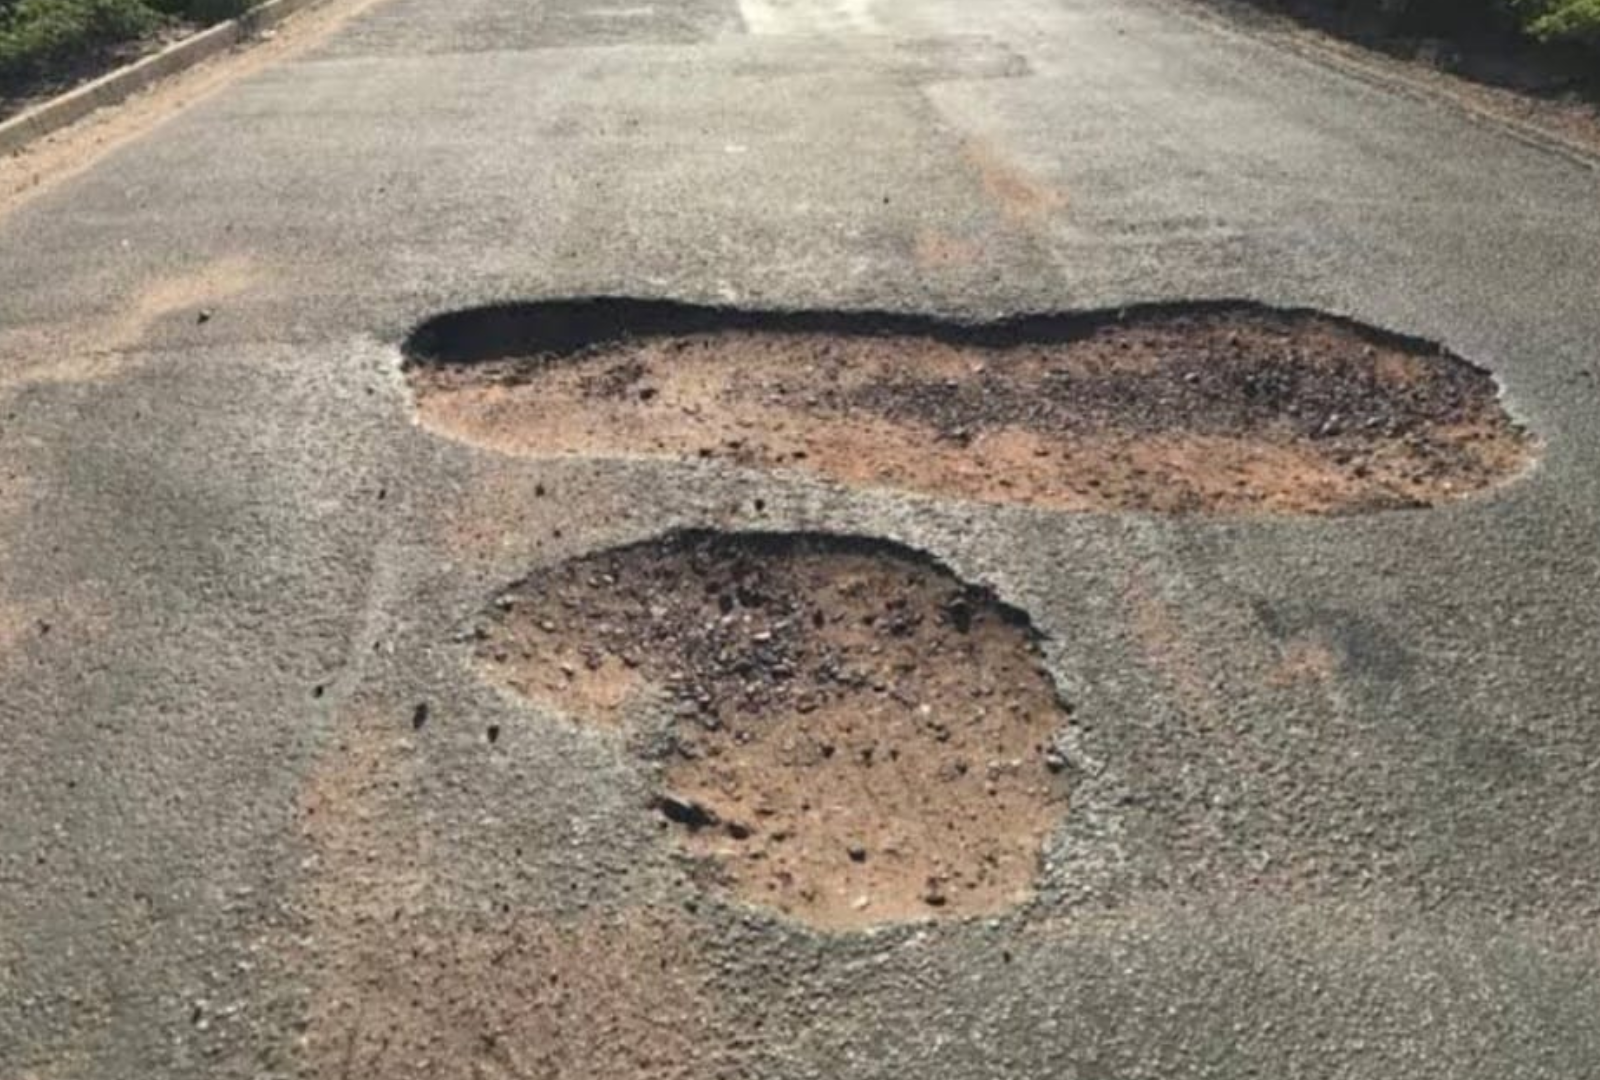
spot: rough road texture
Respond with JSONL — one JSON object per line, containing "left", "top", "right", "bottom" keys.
{"left": 290, "top": 703, "right": 740, "bottom": 1080}
{"left": 5, "top": 0, "right": 1600, "bottom": 1075}
{"left": 475, "top": 531, "right": 1069, "bottom": 929}
{"left": 408, "top": 303, "right": 1531, "bottom": 515}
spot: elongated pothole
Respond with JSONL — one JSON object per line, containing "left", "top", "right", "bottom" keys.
{"left": 474, "top": 531, "right": 1070, "bottom": 931}
{"left": 405, "top": 299, "right": 1533, "bottom": 515}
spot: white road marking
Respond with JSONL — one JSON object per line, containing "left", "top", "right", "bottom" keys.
{"left": 737, "top": 0, "right": 879, "bottom": 36}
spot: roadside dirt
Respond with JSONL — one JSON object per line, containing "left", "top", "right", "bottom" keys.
{"left": 407, "top": 304, "right": 1532, "bottom": 516}
{"left": 474, "top": 531, "right": 1070, "bottom": 931}
{"left": 0, "top": 253, "right": 260, "bottom": 387}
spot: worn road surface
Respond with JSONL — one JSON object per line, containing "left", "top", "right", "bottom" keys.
{"left": 4, "top": 0, "right": 1600, "bottom": 1077}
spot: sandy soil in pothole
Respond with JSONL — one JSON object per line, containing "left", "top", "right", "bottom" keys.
{"left": 475, "top": 532, "right": 1070, "bottom": 931}
{"left": 408, "top": 308, "right": 1532, "bottom": 515}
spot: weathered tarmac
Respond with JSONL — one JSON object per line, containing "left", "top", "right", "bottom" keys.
{"left": 3, "top": 0, "right": 1600, "bottom": 1076}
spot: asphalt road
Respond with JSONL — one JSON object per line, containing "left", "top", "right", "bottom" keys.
{"left": 3, "top": 0, "right": 1600, "bottom": 1076}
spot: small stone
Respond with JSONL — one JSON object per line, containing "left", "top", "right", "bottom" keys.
{"left": 847, "top": 844, "right": 867, "bottom": 863}
{"left": 944, "top": 596, "right": 974, "bottom": 633}
{"left": 653, "top": 793, "right": 718, "bottom": 830}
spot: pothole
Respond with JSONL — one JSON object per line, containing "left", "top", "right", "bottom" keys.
{"left": 404, "top": 299, "right": 1534, "bottom": 515}
{"left": 474, "top": 531, "right": 1070, "bottom": 931}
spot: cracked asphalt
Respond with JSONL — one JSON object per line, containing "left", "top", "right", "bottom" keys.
{"left": 3, "top": 0, "right": 1600, "bottom": 1076}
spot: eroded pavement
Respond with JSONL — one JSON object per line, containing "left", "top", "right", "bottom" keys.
{"left": 3, "top": 0, "right": 1600, "bottom": 1076}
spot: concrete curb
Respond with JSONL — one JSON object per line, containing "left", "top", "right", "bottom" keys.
{"left": 0, "top": 0, "right": 329, "bottom": 157}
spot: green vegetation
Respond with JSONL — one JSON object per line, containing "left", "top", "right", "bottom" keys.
{"left": 1253, "top": 0, "right": 1598, "bottom": 88}
{"left": 1519, "top": 0, "right": 1600, "bottom": 45}
{"left": 145, "top": 0, "right": 252, "bottom": 22}
{"left": 1318, "top": 0, "right": 1600, "bottom": 53}
{"left": 1, "top": 0, "right": 154, "bottom": 90}
{"left": 0, "top": 0, "right": 252, "bottom": 100}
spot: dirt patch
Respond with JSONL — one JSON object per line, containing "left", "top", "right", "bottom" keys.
{"left": 472, "top": 531, "right": 1069, "bottom": 931}
{"left": 300, "top": 907, "right": 729, "bottom": 1080}
{"left": 1267, "top": 635, "right": 1340, "bottom": 686}
{"left": 0, "top": 254, "right": 261, "bottom": 387}
{"left": 293, "top": 705, "right": 736, "bottom": 1080}
{"left": 914, "top": 227, "right": 984, "bottom": 268}
{"left": 405, "top": 300, "right": 1533, "bottom": 516}
{"left": 962, "top": 138, "right": 1067, "bottom": 223}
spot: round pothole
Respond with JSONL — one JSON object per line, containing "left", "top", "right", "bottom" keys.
{"left": 474, "top": 530, "right": 1070, "bottom": 931}
{"left": 404, "top": 299, "right": 1533, "bottom": 516}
